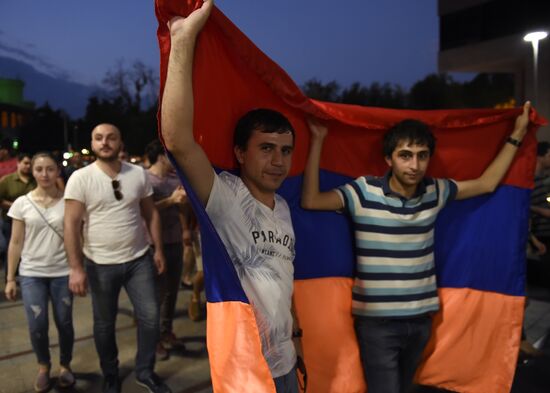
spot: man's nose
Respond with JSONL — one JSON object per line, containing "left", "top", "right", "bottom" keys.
{"left": 271, "top": 149, "right": 283, "bottom": 166}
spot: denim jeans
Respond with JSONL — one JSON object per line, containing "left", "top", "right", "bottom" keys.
{"left": 86, "top": 251, "right": 159, "bottom": 380}
{"left": 354, "top": 315, "right": 432, "bottom": 393}
{"left": 19, "top": 275, "right": 74, "bottom": 367}
{"left": 158, "top": 242, "right": 183, "bottom": 335}
{"left": 273, "top": 366, "right": 299, "bottom": 393}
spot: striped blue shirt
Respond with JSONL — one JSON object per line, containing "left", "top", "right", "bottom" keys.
{"left": 337, "top": 172, "right": 457, "bottom": 318}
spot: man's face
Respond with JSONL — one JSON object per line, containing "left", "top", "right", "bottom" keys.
{"left": 385, "top": 140, "right": 430, "bottom": 189}
{"left": 17, "top": 157, "right": 32, "bottom": 176}
{"left": 91, "top": 125, "right": 122, "bottom": 161}
{"left": 235, "top": 130, "right": 294, "bottom": 196}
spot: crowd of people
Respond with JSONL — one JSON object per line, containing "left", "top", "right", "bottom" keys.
{"left": 1, "top": 126, "right": 203, "bottom": 393}
{"left": 0, "top": 1, "right": 544, "bottom": 393}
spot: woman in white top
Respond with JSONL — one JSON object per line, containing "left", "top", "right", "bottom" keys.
{"left": 4, "top": 152, "right": 75, "bottom": 392}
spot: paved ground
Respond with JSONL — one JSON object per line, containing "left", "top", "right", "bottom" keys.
{"left": 1, "top": 270, "right": 550, "bottom": 393}
{"left": 0, "top": 280, "right": 212, "bottom": 393}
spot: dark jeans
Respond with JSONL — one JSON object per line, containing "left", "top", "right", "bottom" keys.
{"left": 273, "top": 366, "right": 299, "bottom": 393}
{"left": 158, "top": 242, "right": 183, "bottom": 335}
{"left": 86, "top": 251, "right": 159, "bottom": 380}
{"left": 354, "top": 315, "right": 432, "bottom": 393}
{"left": 19, "top": 275, "right": 74, "bottom": 367}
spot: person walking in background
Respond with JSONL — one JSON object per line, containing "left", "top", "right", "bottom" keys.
{"left": 181, "top": 205, "right": 204, "bottom": 322}
{"left": 4, "top": 152, "right": 75, "bottom": 393}
{"left": 64, "top": 124, "right": 170, "bottom": 393}
{"left": 145, "top": 139, "right": 188, "bottom": 359}
{"left": 0, "top": 153, "right": 36, "bottom": 277}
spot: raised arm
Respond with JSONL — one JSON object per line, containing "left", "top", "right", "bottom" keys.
{"left": 301, "top": 119, "right": 344, "bottom": 211}
{"left": 4, "top": 219, "right": 24, "bottom": 301}
{"left": 455, "top": 102, "right": 531, "bottom": 200}
{"left": 161, "top": 0, "right": 215, "bottom": 207}
{"left": 64, "top": 199, "right": 87, "bottom": 296}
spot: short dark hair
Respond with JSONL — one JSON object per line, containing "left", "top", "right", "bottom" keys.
{"left": 17, "top": 152, "right": 32, "bottom": 162}
{"left": 145, "top": 140, "right": 165, "bottom": 165}
{"left": 537, "top": 142, "right": 550, "bottom": 157}
{"left": 233, "top": 109, "right": 295, "bottom": 150}
{"left": 383, "top": 119, "right": 436, "bottom": 158}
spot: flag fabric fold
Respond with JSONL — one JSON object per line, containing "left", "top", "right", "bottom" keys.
{"left": 156, "top": 1, "right": 547, "bottom": 392}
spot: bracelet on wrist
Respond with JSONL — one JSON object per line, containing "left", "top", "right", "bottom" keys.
{"left": 506, "top": 136, "right": 522, "bottom": 147}
{"left": 6, "top": 279, "right": 15, "bottom": 283}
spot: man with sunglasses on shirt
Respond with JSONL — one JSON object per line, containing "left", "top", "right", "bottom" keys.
{"left": 64, "top": 123, "right": 170, "bottom": 393}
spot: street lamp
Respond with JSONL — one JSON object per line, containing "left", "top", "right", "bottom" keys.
{"left": 524, "top": 31, "right": 548, "bottom": 104}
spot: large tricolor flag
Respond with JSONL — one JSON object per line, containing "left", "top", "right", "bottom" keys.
{"left": 155, "top": 1, "right": 547, "bottom": 392}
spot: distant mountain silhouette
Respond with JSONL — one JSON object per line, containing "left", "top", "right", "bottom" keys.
{"left": 0, "top": 56, "right": 103, "bottom": 118}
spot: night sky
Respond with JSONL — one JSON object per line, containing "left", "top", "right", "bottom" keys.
{"left": 0, "top": 0, "right": 466, "bottom": 90}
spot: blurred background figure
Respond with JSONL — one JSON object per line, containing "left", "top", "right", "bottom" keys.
{"left": 145, "top": 140, "right": 188, "bottom": 360}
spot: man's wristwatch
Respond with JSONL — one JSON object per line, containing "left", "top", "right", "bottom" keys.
{"left": 506, "top": 136, "right": 522, "bottom": 147}
{"left": 292, "top": 328, "right": 303, "bottom": 338}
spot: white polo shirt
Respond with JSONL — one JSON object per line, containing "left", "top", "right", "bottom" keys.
{"left": 206, "top": 171, "right": 297, "bottom": 378}
{"left": 64, "top": 161, "right": 153, "bottom": 264}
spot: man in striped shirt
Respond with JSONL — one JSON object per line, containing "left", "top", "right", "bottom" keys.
{"left": 301, "top": 103, "right": 531, "bottom": 393}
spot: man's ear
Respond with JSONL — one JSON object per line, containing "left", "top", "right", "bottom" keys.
{"left": 384, "top": 155, "right": 392, "bottom": 168}
{"left": 234, "top": 146, "right": 244, "bottom": 165}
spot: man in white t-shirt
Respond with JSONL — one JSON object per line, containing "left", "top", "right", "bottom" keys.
{"left": 161, "top": 1, "right": 302, "bottom": 391}
{"left": 64, "top": 124, "right": 170, "bottom": 393}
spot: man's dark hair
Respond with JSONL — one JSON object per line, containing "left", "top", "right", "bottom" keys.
{"left": 17, "top": 152, "right": 32, "bottom": 162}
{"left": 382, "top": 119, "right": 436, "bottom": 158}
{"left": 537, "top": 141, "right": 550, "bottom": 157}
{"left": 233, "top": 109, "right": 295, "bottom": 150}
{"left": 145, "top": 140, "right": 165, "bottom": 165}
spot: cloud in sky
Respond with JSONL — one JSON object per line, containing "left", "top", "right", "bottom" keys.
{"left": 0, "top": 37, "right": 71, "bottom": 81}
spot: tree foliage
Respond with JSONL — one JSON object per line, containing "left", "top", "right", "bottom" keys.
{"left": 77, "top": 60, "right": 160, "bottom": 154}
{"left": 302, "top": 73, "right": 514, "bottom": 110}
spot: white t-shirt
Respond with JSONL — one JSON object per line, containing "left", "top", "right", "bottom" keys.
{"left": 64, "top": 161, "right": 153, "bottom": 264}
{"left": 8, "top": 193, "right": 68, "bottom": 277}
{"left": 206, "top": 171, "right": 296, "bottom": 378}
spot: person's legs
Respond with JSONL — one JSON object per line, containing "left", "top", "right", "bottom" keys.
{"left": 189, "top": 231, "right": 204, "bottom": 321}
{"left": 273, "top": 366, "right": 299, "bottom": 393}
{"left": 20, "top": 276, "right": 52, "bottom": 367}
{"left": 86, "top": 259, "right": 123, "bottom": 378}
{"left": 399, "top": 317, "right": 432, "bottom": 393}
{"left": 49, "top": 275, "right": 74, "bottom": 368}
{"left": 20, "top": 276, "right": 52, "bottom": 392}
{"left": 354, "top": 317, "right": 401, "bottom": 393}
{"left": 124, "top": 252, "right": 160, "bottom": 381}
{"left": 159, "top": 243, "right": 184, "bottom": 336}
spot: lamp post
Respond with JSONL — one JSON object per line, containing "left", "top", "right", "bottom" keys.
{"left": 524, "top": 31, "right": 548, "bottom": 105}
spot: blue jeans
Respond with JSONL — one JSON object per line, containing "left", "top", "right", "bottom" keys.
{"left": 354, "top": 316, "right": 432, "bottom": 393}
{"left": 273, "top": 366, "right": 299, "bottom": 393}
{"left": 19, "top": 275, "right": 74, "bottom": 367}
{"left": 86, "top": 251, "right": 159, "bottom": 380}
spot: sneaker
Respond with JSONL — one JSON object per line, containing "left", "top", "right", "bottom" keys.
{"left": 57, "top": 367, "right": 76, "bottom": 388}
{"left": 103, "top": 374, "right": 121, "bottom": 393}
{"left": 161, "top": 332, "right": 186, "bottom": 350}
{"left": 188, "top": 295, "right": 202, "bottom": 322}
{"left": 156, "top": 342, "right": 169, "bottom": 361}
{"left": 34, "top": 368, "right": 50, "bottom": 393}
{"left": 136, "top": 373, "right": 172, "bottom": 393}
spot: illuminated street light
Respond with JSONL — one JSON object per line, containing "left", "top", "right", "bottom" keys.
{"left": 524, "top": 31, "right": 548, "bottom": 104}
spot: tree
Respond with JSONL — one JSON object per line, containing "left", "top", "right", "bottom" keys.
{"left": 80, "top": 61, "right": 160, "bottom": 155}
